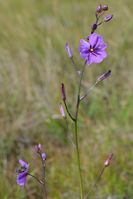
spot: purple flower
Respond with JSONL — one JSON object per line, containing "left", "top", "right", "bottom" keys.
{"left": 41, "top": 153, "right": 46, "bottom": 161}
{"left": 79, "top": 33, "right": 107, "bottom": 65}
{"left": 17, "top": 160, "right": 29, "bottom": 186}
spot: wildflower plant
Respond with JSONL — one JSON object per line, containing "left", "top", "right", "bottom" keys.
{"left": 61, "top": 4, "right": 113, "bottom": 199}
{"left": 16, "top": 144, "right": 47, "bottom": 199}
{"left": 16, "top": 4, "right": 114, "bottom": 199}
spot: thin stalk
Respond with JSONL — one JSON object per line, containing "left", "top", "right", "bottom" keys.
{"left": 40, "top": 155, "right": 47, "bottom": 199}
{"left": 80, "top": 81, "right": 98, "bottom": 101}
{"left": 64, "top": 100, "right": 75, "bottom": 122}
{"left": 74, "top": 120, "right": 84, "bottom": 199}
{"left": 93, "top": 166, "right": 106, "bottom": 188}
{"left": 63, "top": 61, "right": 86, "bottom": 198}
{"left": 71, "top": 57, "right": 79, "bottom": 72}
{"left": 84, "top": 166, "right": 106, "bottom": 199}
{"left": 74, "top": 61, "right": 86, "bottom": 199}
{"left": 28, "top": 173, "right": 44, "bottom": 185}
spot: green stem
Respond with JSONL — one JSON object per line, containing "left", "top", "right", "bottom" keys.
{"left": 40, "top": 154, "right": 47, "bottom": 199}
{"left": 28, "top": 173, "right": 44, "bottom": 185}
{"left": 74, "top": 120, "right": 84, "bottom": 199}
{"left": 74, "top": 61, "right": 86, "bottom": 199}
{"left": 64, "top": 100, "right": 75, "bottom": 122}
{"left": 80, "top": 81, "right": 98, "bottom": 101}
{"left": 93, "top": 166, "right": 106, "bottom": 188}
{"left": 84, "top": 166, "right": 106, "bottom": 199}
{"left": 63, "top": 61, "right": 86, "bottom": 198}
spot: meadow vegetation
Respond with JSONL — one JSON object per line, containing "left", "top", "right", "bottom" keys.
{"left": 0, "top": 0, "right": 133, "bottom": 198}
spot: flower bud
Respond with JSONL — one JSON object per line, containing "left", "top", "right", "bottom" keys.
{"left": 104, "top": 153, "right": 114, "bottom": 167}
{"left": 104, "top": 14, "right": 113, "bottom": 22}
{"left": 91, "top": 23, "right": 97, "bottom": 33}
{"left": 59, "top": 104, "right": 66, "bottom": 118}
{"left": 61, "top": 83, "right": 66, "bottom": 101}
{"left": 65, "top": 43, "right": 73, "bottom": 58}
{"left": 97, "top": 70, "right": 111, "bottom": 82}
{"left": 41, "top": 153, "right": 46, "bottom": 161}
{"left": 102, "top": 5, "right": 108, "bottom": 11}
{"left": 96, "top": 5, "right": 103, "bottom": 13}
{"left": 35, "top": 144, "right": 42, "bottom": 153}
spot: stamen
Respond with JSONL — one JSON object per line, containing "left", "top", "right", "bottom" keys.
{"left": 90, "top": 48, "right": 94, "bottom": 52}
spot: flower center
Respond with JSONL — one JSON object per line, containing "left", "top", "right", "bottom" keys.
{"left": 90, "top": 47, "right": 94, "bottom": 52}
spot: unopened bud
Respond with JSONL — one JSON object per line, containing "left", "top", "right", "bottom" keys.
{"left": 59, "top": 104, "right": 66, "bottom": 118}
{"left": 104, "top": 14, "right": 113, "bottom": 22}
{"left": 97, "top": 70, "right": 111, "bottom": 82}
{"left": 96, "top": 5, "right": 103, "bottom": 13}
{"left": 61, "top": 83, "right": 66, "bottom": 101}
{"left": 104, "top": 153, "right": 114, "bottom": 167}
{"left": 35, "top": 144, "right": 42, "bottom": 153}
{"left": 41, "top": 153, "right": 46, "bottom": 161}
{"left": 65, "top": 43, "right": 73, "bottom": 58}
{"left": 91, "top": 23, "right": 97, "bottom": 33}
{"left": 102, "top": 5, "right": 108, "bottom": 11}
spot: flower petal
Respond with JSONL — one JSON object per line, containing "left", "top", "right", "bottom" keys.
{"left": 95, "top": 35, "right": 107, "bottom": 50}
{"left": 79, "top": 39, "right": 90, "bottom": 54}
{"left": 17, "top": 171, "right": 28, "bottom": 186}
{"left": 91, "top": 50, "right": 107, "bottom": 63}
{"left": 19, "top": 160, "right": 29, "bottom": 169}
{"left": 88, "top": 33, "right": 99, "bottom": 47}
{"left": 86, "top": 53, "right": 95, "bottom": 65}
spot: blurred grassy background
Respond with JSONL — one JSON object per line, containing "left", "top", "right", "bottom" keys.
{"left": 0, "top": 0, "right": 133, "bottom": 198}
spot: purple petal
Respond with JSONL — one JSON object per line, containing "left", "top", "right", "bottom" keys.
{"left": 80, "top": 52, "right": 90, "bottom": 61}
{"left": 79, "top": 39, "right": 90, "bottom": 54}
{"left": 95, "top": 35, "right": 107, "bottom": 50}
{"left": 19, "top": 160, "right": 29, "bottom": 169}
{"left": 88, "top": 33, "right": 99, "bottom": 47}
{"left": 91, "top": 50, "right": 107, "bottom": 63}
{"left": 17, "top": 171, "right": 28, "bottom": 186}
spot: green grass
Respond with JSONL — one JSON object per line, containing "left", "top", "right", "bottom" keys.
{"left": 0, "top": 0, "right": 133, "bottom": 198}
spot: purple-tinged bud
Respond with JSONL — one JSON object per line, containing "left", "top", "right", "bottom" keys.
{"left": 104, "top": 153, "right": 114, "bottom": 167}
{"left": 65, "top": 43, "right": 73, "bottom": 58}
{"left": 59, "top": 104, "right": 66, "bottom": 118}
{"left": 97, "top": 70, "right": 111, "bottom": 82}
{"left": 41, "top": 153, "right": 46, "bottom": 161}
{"left": 91, "top": 23, "right": 97, "bottom": 33}
{"left": 102, "top": 5, "right": 108, "bottom": 11}
{"left": 35, "top": 144, "right": 42, "bottom": 153}
{"left": 61, "top": 83, "right": 66, "bottom": 101}
{"left": 104, "top": 14, "right": 113, "bottom": 22}
{"left": 96, "top": 5, "right": 102, "bottom": 13}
